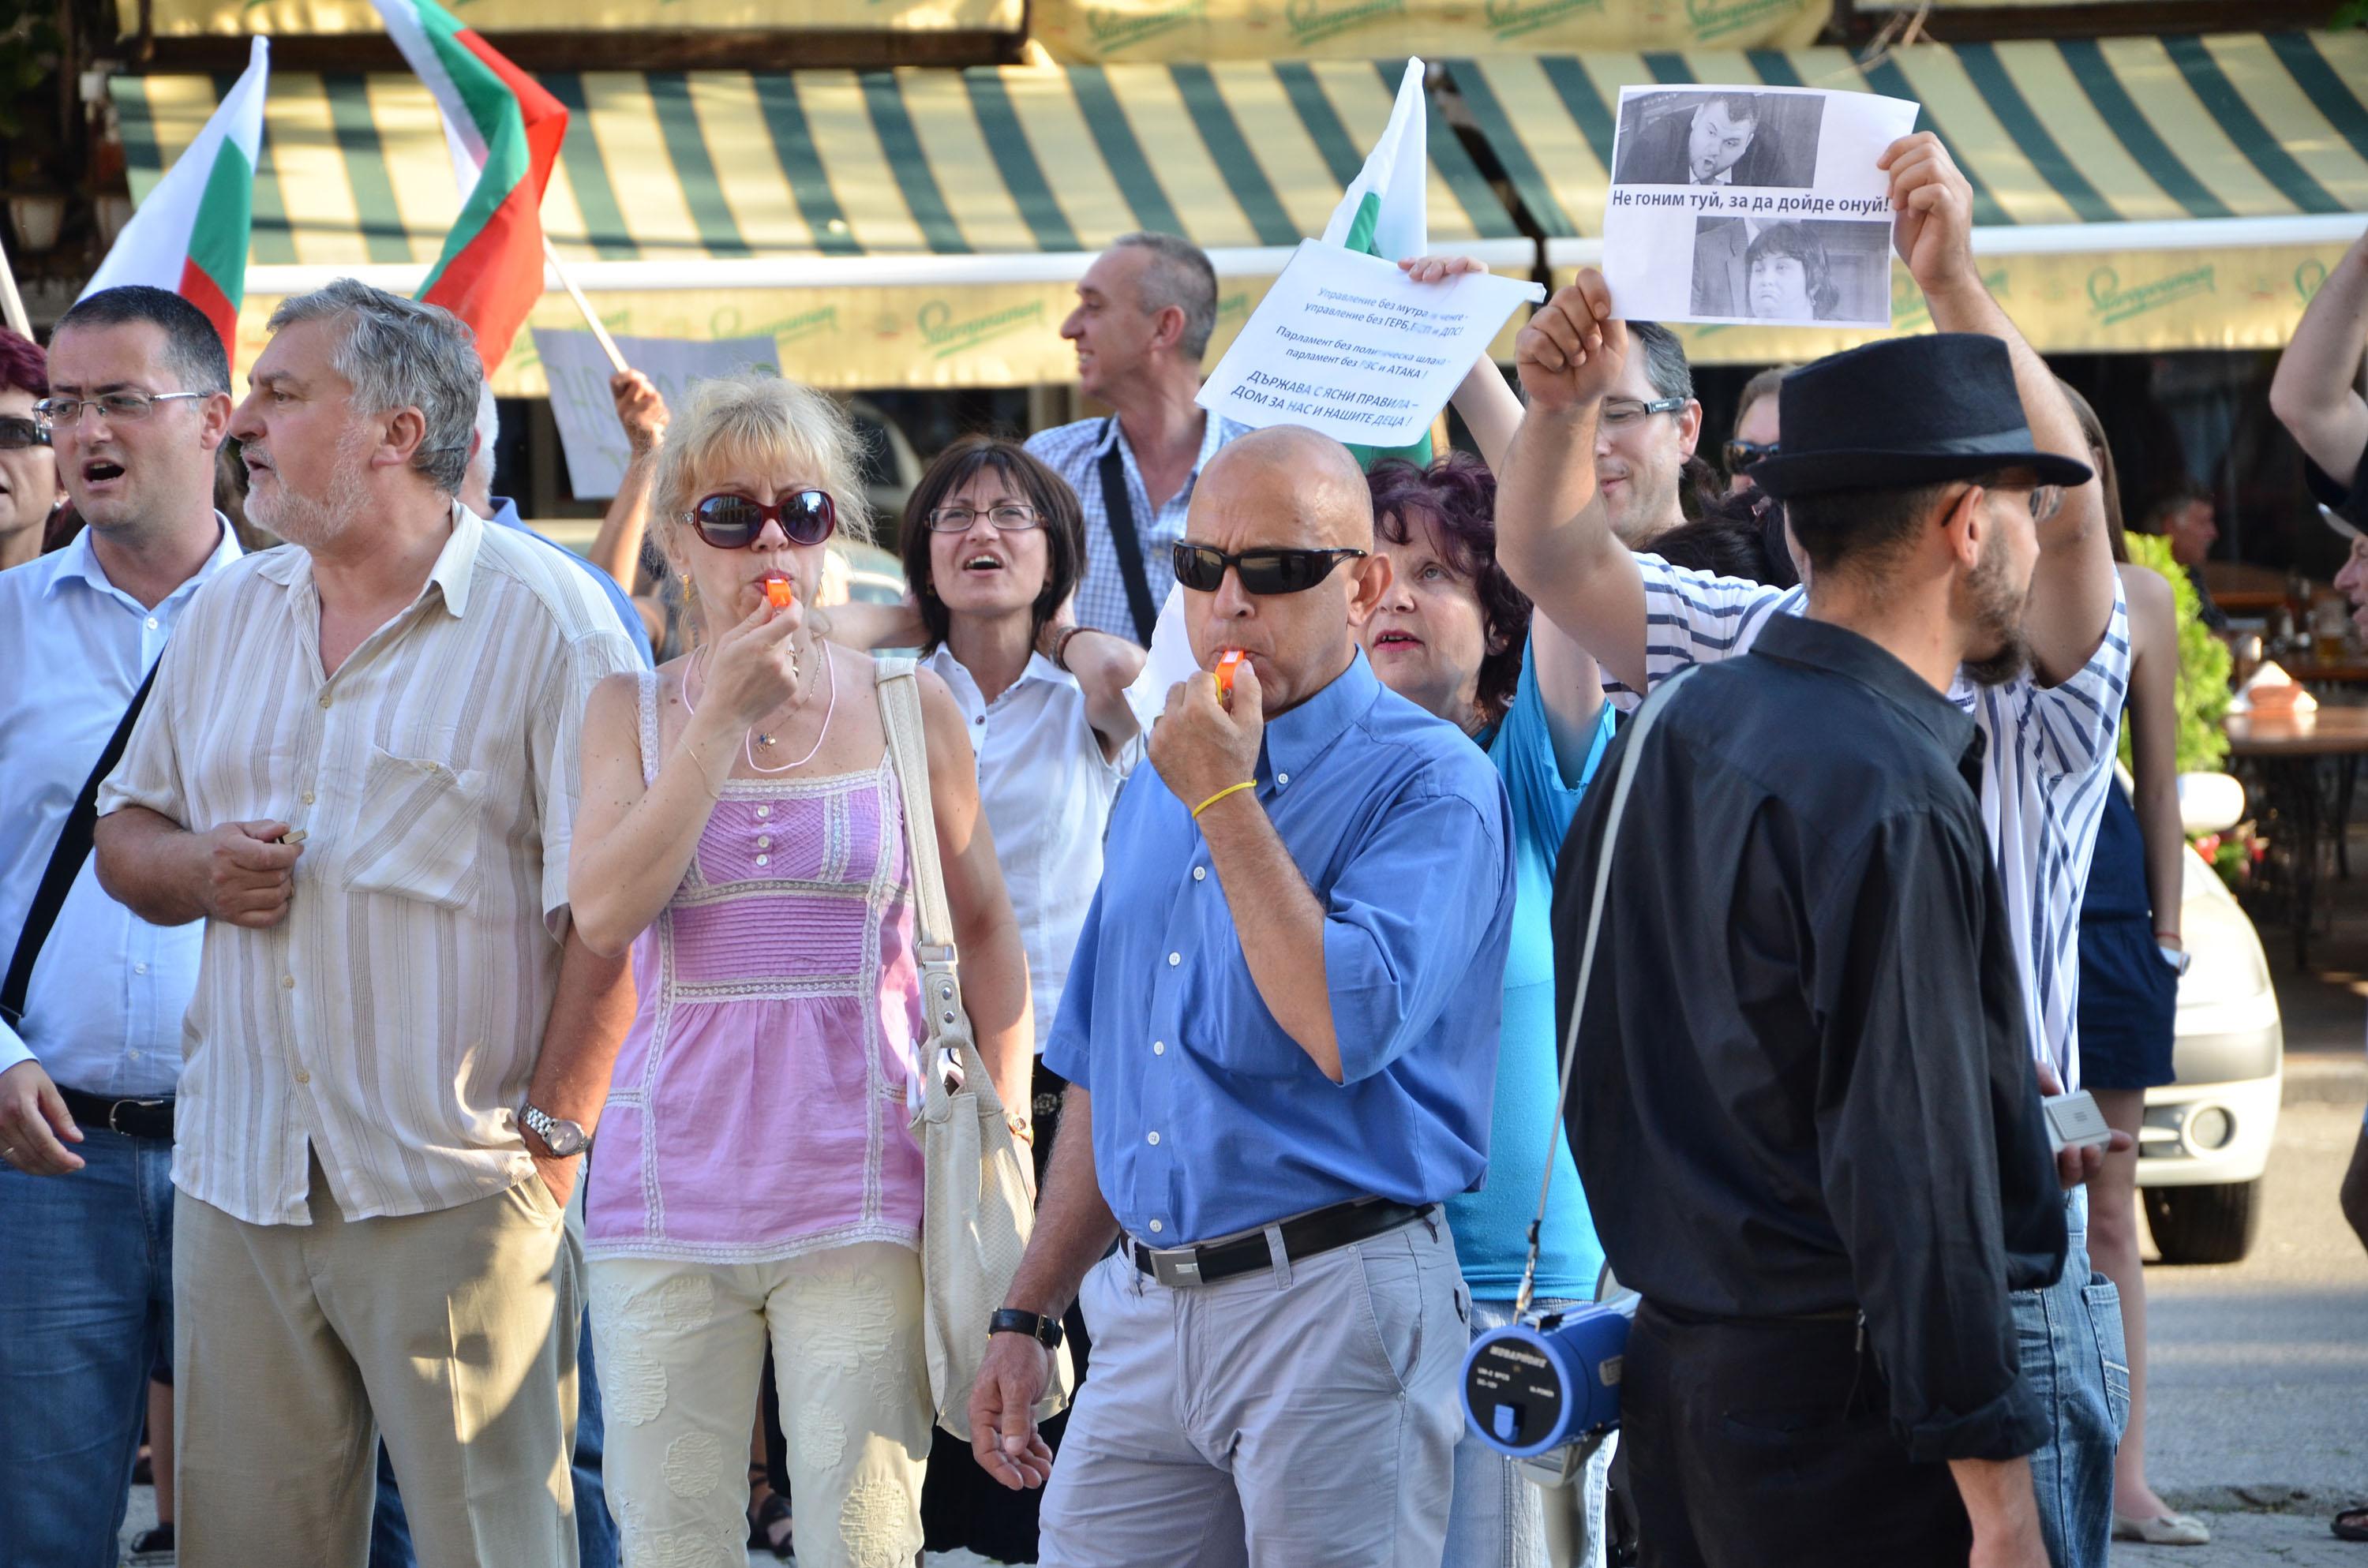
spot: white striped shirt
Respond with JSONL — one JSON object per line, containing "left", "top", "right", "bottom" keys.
{"left": 1025, "top": 413, "right": 1249, "bottom": 644}
{"left": 1627, "top": 556, "right": 2132, "bottom": 1091}
{"left": 97, "top": 505, "right": 641, "bottom": 1225}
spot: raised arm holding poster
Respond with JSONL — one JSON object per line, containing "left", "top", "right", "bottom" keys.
{"left": 1197, "top": 240, "right": 1543, "bottom": 448}
{"left": 1602, "top": 85, "right": 1920, "bottom": 330}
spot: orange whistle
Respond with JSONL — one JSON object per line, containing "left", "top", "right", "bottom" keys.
{"left": 1214, "top": 648, "right": 1246, "bottom": 705}
{"left": 765, "top": 578, "right": 795, "bottom": 610}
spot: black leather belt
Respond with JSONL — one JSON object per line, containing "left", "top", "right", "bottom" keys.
{"left": 1131, "top": 1197, "right": 1430, "bottom": 1289}
{"left": 59, "top": 1087, "right": 174, "bottom": 1143}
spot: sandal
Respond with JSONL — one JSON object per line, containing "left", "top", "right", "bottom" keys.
{"left": 2334, "top": 1506, "right": 2368, "bottom": 1543}
{"left": 2113, "top": 1511, "right": 2211, "bottom": 1546}
{"left": 747, "top": 1487, "right": 795, "bottom": 1560}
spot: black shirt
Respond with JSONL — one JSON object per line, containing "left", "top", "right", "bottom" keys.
{"left": 1553, "top": 614, "right": 2063, "bottom": 1464}
{"left": 2305, "top": 437, "right": 2368, "bottom": 530}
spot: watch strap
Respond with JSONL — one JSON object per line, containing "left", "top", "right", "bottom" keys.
{"left": 988, "top": 1307, "right": 1063, "bottom": 1349}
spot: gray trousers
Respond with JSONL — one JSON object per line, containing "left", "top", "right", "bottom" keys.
{"left": 1040, "top": 1210, "right": 1469, "bottom": 1568}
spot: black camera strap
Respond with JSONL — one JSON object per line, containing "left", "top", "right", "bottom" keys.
{"left": 1097, "top": 418, "right": 1160, "bottom": 647}
{"left": 2, "top": 663, "right": 160, "bottom": 1029}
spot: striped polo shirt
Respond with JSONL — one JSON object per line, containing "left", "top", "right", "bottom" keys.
{"left": 1624, "top": 555, "right": 2132, "bottom": 1091}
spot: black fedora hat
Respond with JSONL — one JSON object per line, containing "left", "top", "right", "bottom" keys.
{"left": 1746, "top": 333, "right": 2093, "bottom": 500}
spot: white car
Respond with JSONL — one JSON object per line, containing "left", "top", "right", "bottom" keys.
{"left": 2138, "top": 773, "right": 2284, "bottom": 1264}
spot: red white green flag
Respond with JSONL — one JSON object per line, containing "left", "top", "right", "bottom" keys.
{"left": 369, "top": 0, "right": 566, "bottom": 373}
{"left": 1321, "top": 57, "right": 1433, "bottom": 469}
{"left": 81, "top": 37, "right": 268, "bottom": 365}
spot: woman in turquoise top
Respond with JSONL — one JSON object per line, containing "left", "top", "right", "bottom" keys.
{"left": 1359, "top": 441, "right": 1613, "bottom": 1568}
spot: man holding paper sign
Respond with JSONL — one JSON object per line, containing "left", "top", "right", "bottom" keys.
{"left": 1499, "top": 130, "right": 2130, "bottom": 1568}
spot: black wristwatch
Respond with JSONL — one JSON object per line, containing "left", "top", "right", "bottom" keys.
{"left": 988, "top": 1308, "right": 1064, "bottom": 1349}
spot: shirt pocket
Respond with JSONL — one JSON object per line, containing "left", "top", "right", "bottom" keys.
{"left": 341, "top": 745, "right": 488, "bottom": 910}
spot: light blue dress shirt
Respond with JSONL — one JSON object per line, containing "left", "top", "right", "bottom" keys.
{"left": 0, "top": 520, "right": 243, "bottom": 1096}
{"left": 485, "top": 496, "right": 654, "bottom": 666}
{"left": 1043, "top": 649, "right": 1516, "bottom": 1245}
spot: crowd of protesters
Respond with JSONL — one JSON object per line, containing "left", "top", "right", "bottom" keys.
{"left": 2, "top": 125, "right": 2366, "bottom": 1568}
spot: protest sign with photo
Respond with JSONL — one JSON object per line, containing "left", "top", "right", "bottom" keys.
{"left": 1197, "top": 240, "right": 1542, "bottom": 449}
{"left": 531, "top": 329, "right": 780, "bottom": 499}
{"left": 1602, "top": 85, "right": 1918, "bottom": 331}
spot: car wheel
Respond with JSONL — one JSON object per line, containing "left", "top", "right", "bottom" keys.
{"left": 2143, "top": 1180, "right": 2263, "bottom": 1265}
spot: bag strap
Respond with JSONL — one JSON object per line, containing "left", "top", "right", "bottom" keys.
{"left": 1098, "top": 419, "right": 1159, "bottom": 647}
{"left": 872, "top": 657, "right": 1000, "bottom": 1111}
{"left": 3, "top": 661, "right": 162, "bottom": 1029}
{"left": 1512, "top": 666, "right": 1698, "bottom": 1318}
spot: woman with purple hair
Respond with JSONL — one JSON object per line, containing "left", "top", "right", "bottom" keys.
{"left": 1362, "top": 256, "right": 1618, "bottom": 1566}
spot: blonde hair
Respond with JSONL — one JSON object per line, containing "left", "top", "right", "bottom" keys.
{"left": 649, "top": 371, "right": 873, "bottom": 640}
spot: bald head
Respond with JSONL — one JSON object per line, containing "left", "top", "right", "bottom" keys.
{"left": 1199, "top": 425, "right": 1375, "bottom": 550}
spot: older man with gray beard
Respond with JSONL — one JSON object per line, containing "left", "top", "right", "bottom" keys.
{"left": 92, "top": 280, "right": 640, "bottom": 1568}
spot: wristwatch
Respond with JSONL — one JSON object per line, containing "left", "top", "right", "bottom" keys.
{"left": 519, "top": 1102, "right": 589, "bottom": 1158}
{"left": 987, "top": 1308, "right": 1064, "bottom": 1349}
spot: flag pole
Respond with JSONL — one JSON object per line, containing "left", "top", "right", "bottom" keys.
{"left": 541, "top": 235, "right": 627, "bottom": 374}
{"left": 0, "top": 232, "right": 32, "bottom": 339}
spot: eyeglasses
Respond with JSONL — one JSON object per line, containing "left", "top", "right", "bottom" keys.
{"left": 927, "top": 503, "right": 1041, "bottom": 533}
{"left": 1601, "top": 396, "right": 1689, "bottom": 428}
{"left": 1959, "top": 479, "right": 2066, "bottom": 527}
{"left": 684, "top": 490, "right": 838, "bottom": 549}
{"left": 1171, "top": 543, "right": 1368, "bottom": 596}
{"left": 33, "top": 391, "right": 208, "bottom": 429}
{"left": 0, "top": 416, "right": 47, "bottom": 450}
{"left": 1723, "top": 438, "right": 1778, "bottom": 473}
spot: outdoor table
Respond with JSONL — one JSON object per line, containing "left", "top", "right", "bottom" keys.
{"left": 2222, "top": 706, "right": 2368, "bottom": 966}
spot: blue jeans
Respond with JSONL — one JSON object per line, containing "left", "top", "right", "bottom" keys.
{"left": 1445, "top": 1297, "right": 1579, "bottom": 1568}
{"left": 2011, "top": 1187, "right": 2130, "bottom": 1568}
{"left": 0, "top": 1127, "right": 174, "bottom": 1568}
{"left": 369, "top": 1309, "right": 614, "bottom": 1568}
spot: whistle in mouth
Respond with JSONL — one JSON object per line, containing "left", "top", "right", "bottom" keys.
{"left": 1214, "top": 649, "right": 1246, "bottom": 705}
{"left": 766, "top": 578, "right": 795, "bottom": 610}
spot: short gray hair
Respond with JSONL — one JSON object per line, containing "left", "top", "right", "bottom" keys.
{"left": 1114, "top": 232, "right": 1219, "bottom": 361}
{"left": 470, "top": 380, "right": 499, "bottom": 492}
{"left": 1627, "top": 320, "right": 1695, "bottom": 406}
{"left": 266, "top": 279, "right": 483, "bottom": 495}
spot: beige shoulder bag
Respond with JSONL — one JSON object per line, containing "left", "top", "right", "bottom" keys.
{"left": 873, "top": 657, "right": 1076, "bottom": 1439}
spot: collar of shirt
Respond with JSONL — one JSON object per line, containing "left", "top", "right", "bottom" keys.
{"left": 42, "top": 511, "right": 244, "bottom": 608}
{"left": 254, "top": 500, "right": 485, "bottom": 622}
{"left": 1692, "top": 166, "right": 1735, "bottom": 185}
{"left": 1092, "top": 406, "right": 1237, "bottom": 485}
{"left": 1257, "top": 647, "right": 1381, "bottom": 785}
{"left": 1750, "top": 615, "right": 1981, "bottom": 777}
{"left": 922, "top": 644, "right": 1071, "bottom": 705}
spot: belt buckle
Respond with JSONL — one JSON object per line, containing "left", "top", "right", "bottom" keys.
{"left": 1142, "top": 1244, "right": 1203, "bottom": 1289}
{"left": 108, "top": 1098, "right": 164, "bottom": 1136}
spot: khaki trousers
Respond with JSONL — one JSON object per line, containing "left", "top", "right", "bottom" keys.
{"left": 586, "top": 1243, "right": 931, "bottom": 1568}
{"left": 173, "top": 1158, "right": 580, "bottom": 1568}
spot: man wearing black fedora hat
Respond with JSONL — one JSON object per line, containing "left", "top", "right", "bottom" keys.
{"left": 1502, "top": 132, "right": 2134, "bottom": 1567}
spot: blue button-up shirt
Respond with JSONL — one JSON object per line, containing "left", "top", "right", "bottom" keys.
{"left": 486, "top": 495, "right": 654, "bottom": 666}
{"left": 0, "top": 519, "right": 243, "bottom": 1096}
{"left": 1044, "top": 650, "right": 1515, "bottom": 1244}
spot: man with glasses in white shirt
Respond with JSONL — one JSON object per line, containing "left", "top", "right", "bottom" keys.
{"left": 1588, "top": 320, "right": 1705, "bottom": 549}
{"left": 0, "top": 285, "right": 242, "bottom": 1568}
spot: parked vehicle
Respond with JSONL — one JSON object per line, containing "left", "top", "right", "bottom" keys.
{"left": 2141, "top": 773, "right": 2283, "bottom": 1264}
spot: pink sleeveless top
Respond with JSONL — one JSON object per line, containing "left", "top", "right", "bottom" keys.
{"left": 583, "top": 671, "right": 927, "bottom": 1263}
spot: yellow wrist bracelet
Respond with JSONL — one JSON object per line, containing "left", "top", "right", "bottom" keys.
{"left": 1192, "top": 780, "right": 1256, "bottom": 819}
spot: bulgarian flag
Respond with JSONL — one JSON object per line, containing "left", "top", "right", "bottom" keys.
{"left": 1321, "top": 57, "right": 1434, "bottom": 470}
{"left": 81, "top": 37, "right": 268, "bottom": 365}
{"left": 369, "top": 0, "right": 566, "bottom": 373}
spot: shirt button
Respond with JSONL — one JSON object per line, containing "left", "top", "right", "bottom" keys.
{"left": 294, "top": 1069, "right": 311, "bottom": 1085}
{"left": 1152, "top": 1041, "right": 1166, "bottom": 1056}
{"left": 1148, "top": 1219, "right": 1163, "bottom": 1234}
{"left": 757, "top": 835, "right": 771, "bottom": 849}
{"left": 1192, "top": 866, "right": 1205, "bottom": 882}
{"left": 1276, "top": 772, "right": 1290, "bottom": 786}
{"left": 300, "top": 790, "right": 315, "bottom": 805}
{"left": 133, "top": 962, "right": 149, "bottom": 975}
{"left": 1146, "top": 1131, "right": 1160, "bottom": 1147}
{"left": 128, "top": 1050, "right": 141, "bottom": 1060}
{"left": 145, "top": 616, "right": 159, "bottom": 630}
{"left": 756, "top": 804, "right": 770, "bottom": 819}
{"left": 756, "top": 854, "right": 770, "bottom": 866}
{"left": 281, "top": 975, "right": 296, "bottom": 990}
{"left": 1167, "top": 952, "right": 1180, "bottom": 967}
{"left": 317, "top": 694, "right": 330, "bottom": 709}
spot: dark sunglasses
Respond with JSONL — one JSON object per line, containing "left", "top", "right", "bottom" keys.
{"left": 1724, "top": 438, "right": 1778, "bottom": 473}
{"left": 1171, "top": 543, "right": 1368, "bottom": 596}
{"left": 0, "top": 416, "right": 47, "bottom": 450}
{"left": 684, "top": 490, "right": 837, "bottom": 549}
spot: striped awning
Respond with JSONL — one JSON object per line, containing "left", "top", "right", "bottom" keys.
{"left": 111, "top": 62, "right": 1530, "bottom": 391}
{"left": 1446, "top": 32, "right": 2368, "bottom": 360}
{"left": 137, "top": 0, "right": 1023, "bottom": 37}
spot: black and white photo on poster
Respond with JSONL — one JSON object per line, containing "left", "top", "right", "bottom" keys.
{"left": 1601, "top": 83, "right": 1919, "bottom": 329}
{"left": 1690, "top": 216, "right": 1892, "bottom": 325}
{"left": 1611, "top": 89, "right": 1825, "bottom": 190}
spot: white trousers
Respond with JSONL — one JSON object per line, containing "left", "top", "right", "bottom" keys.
{"left": 587, "top": 1243, "right": 931, "bottom": 1568}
